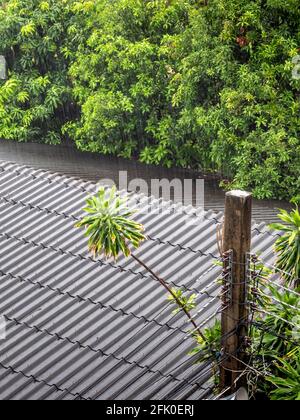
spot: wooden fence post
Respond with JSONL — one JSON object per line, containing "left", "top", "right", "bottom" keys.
{"left": 220, "top": 190, "right": 252, "bottom": 393}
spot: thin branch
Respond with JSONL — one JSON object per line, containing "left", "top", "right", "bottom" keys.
{"left": 131, "top": 253, "right": 207, "bottom": 342}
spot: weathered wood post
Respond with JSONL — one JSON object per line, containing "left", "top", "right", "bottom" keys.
{"left": 220, "top": 190, "right": 252, "bottom": 392}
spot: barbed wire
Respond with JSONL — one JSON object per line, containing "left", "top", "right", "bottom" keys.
{"left": 251, "top": 272, "right": 300, "bottom": 297}
{"left": 249, "top": 306, "right": 299, "bottom": 328}
{"left": 194, "top": 263, "right": 221, "bottom": 286}
{"left": 261, "top": 261, "right": 296, "bottom": 279}
{"left": 184, "top": 306, "right": 225, "bottom": 339}
{"left": 252, "top": 288, "right": 300, "bottom": 312}
{"left": 252, "top": 321, "right": 299, "bottom": 348}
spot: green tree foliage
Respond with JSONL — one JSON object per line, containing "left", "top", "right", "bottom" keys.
{"left": 0, "top": 0, "right": 84, "bottom": 143}
{"left": 1, "top": 0, "right": 299, "bottom": 199}
{"left": 69, "top": 0, "right": 300, "bottom": 199}
{"left": 183, "top": 0, "right": 300, "bottom": 199}
{"left": 68, "top": 0, "right": 192, "bottom": 163}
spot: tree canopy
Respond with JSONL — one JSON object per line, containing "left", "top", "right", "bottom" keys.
{"left": 0, "top": 0, "right": 299, "bottom": 199}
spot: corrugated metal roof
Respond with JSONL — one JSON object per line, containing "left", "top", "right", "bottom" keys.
{"left": 0, "top": 160, "right": 278, "bottom": 400}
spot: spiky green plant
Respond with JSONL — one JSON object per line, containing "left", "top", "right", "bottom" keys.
{"left": 269, "top": 204, "right": 300, "bottom": 288}
{"left": 266, "top": 348, "right": 300, "bottom": 401}
{"left": 255, "top": 285, "right": 300, "bottom": 355}
{"left": 76, "top": 187, "right": 146, "bottom": 259}
{"left": 76, "top": 186, "right": 206, "bottom": 342}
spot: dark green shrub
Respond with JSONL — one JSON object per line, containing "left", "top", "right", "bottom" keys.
{"left": 0, "top": 0, "right": 84, "bottom": 143}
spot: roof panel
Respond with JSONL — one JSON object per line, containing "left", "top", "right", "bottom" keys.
{"left": 0, "top": 160, "right": 277, "bottom": 400}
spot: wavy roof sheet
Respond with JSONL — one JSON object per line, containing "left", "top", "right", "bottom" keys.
{"left": 0, "top": 161, "right": 278, "bottom": 400}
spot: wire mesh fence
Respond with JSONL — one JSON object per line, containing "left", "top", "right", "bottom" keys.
{"left": 215, "top": 252, "right": 300, "bottom": 399}
{"left": 183, "top": 251, "right": 300, "bottom": 400}
{"left": 140, "top": 248, "right": 300, "bottom": 400}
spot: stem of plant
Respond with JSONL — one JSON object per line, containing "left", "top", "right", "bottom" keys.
{"left": 131, "top": 253, "right": 207, "bottom": 342}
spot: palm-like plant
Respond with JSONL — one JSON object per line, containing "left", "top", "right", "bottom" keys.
{"left": 76, "top": 187, "right": 206, "bottom": 341}
{"left": 256, "top": 285, "right": 300, "bottom": 355}
{"left": 76, "top": 187, "right": 146, "bottom": 258}
{"left": 269, "top": 202, "right": 300, "bottom": 288}
{"left": 266, "top": 348, "right": 300, "bottom": 401}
